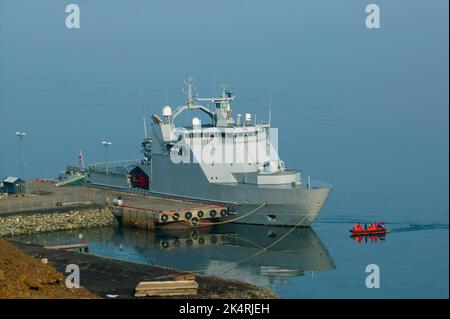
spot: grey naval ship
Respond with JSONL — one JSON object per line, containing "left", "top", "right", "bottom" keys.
{"left": 135, "top": 81, "right": 332, "bottom": 227}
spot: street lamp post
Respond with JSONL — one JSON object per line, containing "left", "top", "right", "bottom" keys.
{"left": 15, "top": 131, "right": 26, "bottom": 194}
{"left": 101, "top": 141, "right": 112, "bottom": 174}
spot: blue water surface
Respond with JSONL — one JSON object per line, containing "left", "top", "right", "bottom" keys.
{"left": 1, "top": 0, "right": 448, "bottom": 298}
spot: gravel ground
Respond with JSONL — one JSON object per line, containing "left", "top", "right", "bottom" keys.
{"left": 0, "top": 238, "right": 98, "bottom": 298}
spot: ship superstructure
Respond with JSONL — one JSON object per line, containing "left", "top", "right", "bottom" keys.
{"left": 137, "top": 81, "right": 332, "bottom": 226}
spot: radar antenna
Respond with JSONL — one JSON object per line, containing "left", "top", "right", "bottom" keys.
{"left": 219, "top": 84, "right": 231, "bottom": 99}
{"left": 173, "top": 77, "right": 215, "bottom": 121}
{"left": 183, "top": 77, "right": 196, "bottom": 107}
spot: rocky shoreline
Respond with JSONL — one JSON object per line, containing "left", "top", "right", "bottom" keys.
{"left": 0, "top": 208, "right": 118, "bottom": 237}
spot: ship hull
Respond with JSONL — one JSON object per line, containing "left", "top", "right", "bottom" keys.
{"left": 141, "top": 157, "right": 332, "bottom": 227}
{"left": 226, "top": 190, "right": 331, "bottom": 226}
{"left": 219, "top": 183, "right": 331, "bottom": 226}
{"left": 150, "top": 185, "right": 331, "bottom": 227}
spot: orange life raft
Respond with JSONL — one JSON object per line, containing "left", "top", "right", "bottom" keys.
{"left": 350, "top": 222, "right": 387, "bottom": 236}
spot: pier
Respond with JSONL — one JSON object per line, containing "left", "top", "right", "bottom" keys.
{"left": 0, "top": 180, "right": 227, "bottom": 231}
{"left": 43, "top": 243, "right": 90, "bottom": 253}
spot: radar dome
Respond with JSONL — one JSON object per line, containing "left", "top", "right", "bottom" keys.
{"left": 162, "top": 105, "right": 172, "bottom": 117}
{"left": 245, "top": 113, "right": 252, "bottom": 124}
{"left": 192, "top": 117, "right": 201, "bottom": 129}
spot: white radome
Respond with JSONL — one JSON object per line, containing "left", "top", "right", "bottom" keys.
{"left": 162, "top": 105, "right": 172, "bottom": 117}
{"left": 192, "top": 117, "right": 201, "bottom": 128}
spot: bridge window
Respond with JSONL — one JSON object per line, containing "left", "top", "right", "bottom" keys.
{"left": 215, "top": 101, "right": 228, "bottom": 109}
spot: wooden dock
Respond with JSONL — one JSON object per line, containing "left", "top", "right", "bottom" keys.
{"left": 111, "top": 202, "right": 228, "bottom": 230}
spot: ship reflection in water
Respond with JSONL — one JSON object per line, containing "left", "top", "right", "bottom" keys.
{"left": 14, "top": 224, "right": 336, "bottom": 288}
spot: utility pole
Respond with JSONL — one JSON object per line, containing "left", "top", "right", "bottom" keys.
{"left": 15, "top": 131, "right": 26, "bottom": 195}
{"left": 101, "top": 141, "right": 112, "bottom": 174}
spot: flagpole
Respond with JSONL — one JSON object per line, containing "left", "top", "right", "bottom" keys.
{"left": 79, "top": 150, "right": 85, "bottom": 169}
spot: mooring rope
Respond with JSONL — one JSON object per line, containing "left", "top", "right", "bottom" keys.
{"left": 219, "top": 214, "right": 311, "bottom": 275}
{"left": 121, "top": 202, "right": 309, "bottom": 279}
{"left": 149, "top": 202, "right": 267, "bottom": 229}
{"left": 196, "top": 202, "right": 267, "bottom": 225}
{"left": 160, "top": 212, "right": 311, "bottom": 276}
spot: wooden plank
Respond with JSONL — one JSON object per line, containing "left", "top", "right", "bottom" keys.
{"left": 135, "top": 289, "right": 197, "bottom": 297}
{"left": 167, "top": 273, "right": 196, "bottom": 281}
{"left": 136, "top": 280, "right": 197, "bottom": 286}
{"left": 146, "top": 211, "right": 155, "bottom": 230}
{"left": 135, "top": 291, "right": 197, "bottom": 297}
{"left": 134, "top": 280, "right": 199, "bottom": 297}
{"left": 135, "top": 285, "right": 197, "bottom": 291}
{"left": 136, "top": 280, "right": 198, "bottom": 290}
{"left": 135, "top": 288, "right": 198, "bottom": 294}
{"left": 122, "top": 209, "right": 131, "bottom": 226}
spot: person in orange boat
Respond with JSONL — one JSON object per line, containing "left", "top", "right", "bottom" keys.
{"left": 353, "top": 223, "right": 363, "bottom": 232}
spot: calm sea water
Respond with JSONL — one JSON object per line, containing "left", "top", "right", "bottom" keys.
{"left": 1, "top": 1, "right": 448, "bottom": 298}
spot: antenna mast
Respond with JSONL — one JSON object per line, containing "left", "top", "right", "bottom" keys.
{"left": 78, "top": 150, "right": 85, "bottom": 169}
{"left": 140, "top": 87, "right": 148, "bottom": 139}
{"left": 268, "top": 91, "right": 272, "bottom": 127}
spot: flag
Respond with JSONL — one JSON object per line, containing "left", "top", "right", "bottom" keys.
{"left": 78, "top": 150, "right": 85, "bottom": 168}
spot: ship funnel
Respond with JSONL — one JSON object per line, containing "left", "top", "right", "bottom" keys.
{"left": 245, "top": 113, "right": 251, "bottom": 126}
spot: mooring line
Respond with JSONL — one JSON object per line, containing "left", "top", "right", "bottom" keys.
{"left": 150, "top": 202, "right": 267, "bottom": 229}
{"left": 196, "top": 202, "right": 267, "bottom": 225}
{"left": 162, "top": 212, "right": 312, "bottom": 276}
{"left": 218, "top": 214, "right": 311, "bottom": 276}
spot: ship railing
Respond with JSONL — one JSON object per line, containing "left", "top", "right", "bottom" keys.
{"left": 82, "top": 182, "right": 153, "bottom": 197}
{"left": 65, "top": 165, "right": 88, "bottom": 174}
{"left": 88, "top": 160, "right": 140, "bottom": 172}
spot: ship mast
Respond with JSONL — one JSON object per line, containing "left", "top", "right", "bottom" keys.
{"left": 172, "top": 78, "right": 215, "bottom": 122}
{"left": 140, "top": 86, "right": 149, "bottom": 139}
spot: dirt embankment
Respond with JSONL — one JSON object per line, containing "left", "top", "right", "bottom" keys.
{"left": 0, "top": 238, "right": 97, "bottom": 298}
